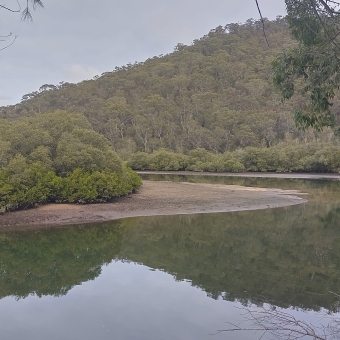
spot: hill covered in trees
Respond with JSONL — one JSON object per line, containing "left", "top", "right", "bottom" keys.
{"left": 1, "top": 17, "right": 340, "bottom": 172}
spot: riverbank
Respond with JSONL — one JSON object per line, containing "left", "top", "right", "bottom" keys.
{"left": 0, "top": 180, "right": 306, "bottom": 230}
{"left": 137, "top": 171, "right": 340, "bottom": 179}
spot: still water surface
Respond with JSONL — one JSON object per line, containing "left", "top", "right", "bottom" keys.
{"left": 0, "top": 175, "right": 340, "bottom": 339}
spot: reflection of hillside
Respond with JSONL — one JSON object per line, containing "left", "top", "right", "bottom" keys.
{"left": 0, "top": 226, "right": 123, "bottom": 299}
{"left": 120, "top": 204, "right": 340, "bottom": 311}
{"left": 0, "top": 179, "right": 339, "bottom": 311}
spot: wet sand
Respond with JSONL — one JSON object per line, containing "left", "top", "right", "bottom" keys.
{"left": 0, "top": 180, "right": 307, "bottom": 230}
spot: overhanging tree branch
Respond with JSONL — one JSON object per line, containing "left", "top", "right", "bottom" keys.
{"left": 319, "top": 0, "right": 340, "bottom": 15}
{"left": 254, "top": 0, "right": 340, "bottom": 129}
{"left": 0, "top": 0, "right": 44, "bottom": 51}
{"left": 309, "top": 0, "right": 340, "bottom": 50}
{"left": 255, "top": 0, "right": 270, "bottom": 46}
{"left": 0, "top": 35, "right": 18, "bottom": 52}
{"left": 0, "top": 4, "right": 20, "bottom": 13}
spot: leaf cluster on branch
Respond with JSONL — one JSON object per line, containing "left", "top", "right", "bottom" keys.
{"left": 268, "top": 0, "right": 340, "bottom": 129}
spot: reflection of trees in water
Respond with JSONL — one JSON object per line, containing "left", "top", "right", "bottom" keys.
{"left": 118, "top": 201, "right": 340, "bottom": 312}
{"left": 0, "top": 179, "right": 340, "bottom": 315}
{"left": 0, "top": 225, "right": 124, "bottom": 299}
{"left": 140, "top": 174, "right": 340, "bottom": 193}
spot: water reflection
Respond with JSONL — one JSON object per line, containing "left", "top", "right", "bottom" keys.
{"left": 0, "top": 177, "right": 339, "bottom": 313}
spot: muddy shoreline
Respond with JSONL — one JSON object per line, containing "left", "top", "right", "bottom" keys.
{"left": 0, "top": 180, "right": 307, "bottom": 231}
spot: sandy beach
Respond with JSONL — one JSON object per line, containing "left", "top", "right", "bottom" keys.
{"left": 0, "top": 180, "right": 307, "bottom": 230}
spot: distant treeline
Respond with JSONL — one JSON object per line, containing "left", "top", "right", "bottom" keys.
{"left": 0, "top": 111, "right": 141, "bottom": 213}
{"left": 127, "top": 144, "right": 340, "bottom": 173}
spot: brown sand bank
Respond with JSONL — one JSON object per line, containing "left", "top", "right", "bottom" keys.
{"left": 0, "top": 180, "right": 307, "bottom": 230}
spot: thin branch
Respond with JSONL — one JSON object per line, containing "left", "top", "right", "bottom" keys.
{"left": 319, "top": 0, "right": 340, "bottom": 15}
{"left": 328, "top": 291, "right": 340, "bottom": 298}
{"left": 215, "top": 327, "right": 326, "bottom": 339}
{"left": 21, "top": 0, "right": 44, "bottom": 21}
{"left": 215, "top": 302, "right": 340, "bottom": 340}
{"left": 0, "top": 1, "right": 20, "bottom": 13}
{"left": 309, "top": 0, "right": 340, "bottom": 50}
{"left": 0, "top": 32, "right": 13, "bottom": 38}
{"left": 21, "top": 0, "right": 32, "bottom": 20}
{"left": 0, "top": 35, "right": 18, "bottom": 52}
{"left": 255, "top": 0, "right": 270, "bottom": 47}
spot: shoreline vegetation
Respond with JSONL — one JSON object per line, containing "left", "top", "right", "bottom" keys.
{"left": 126, "top": 146, "right": 340, "bottom": 173}
{"left": 0, "top": 180, "right": 306, "bottom": 230}
{"left": 0, "top": 111, "right": 141, "bottom": 214}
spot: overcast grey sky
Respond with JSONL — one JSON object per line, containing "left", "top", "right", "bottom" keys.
{"left": 0, "top": 0, "right": 286, "bottom": 106}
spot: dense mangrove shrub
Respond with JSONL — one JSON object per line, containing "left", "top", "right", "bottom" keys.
{"left": 0, "top": 157, "right": 62, "bottom": 212}
{"left": 127, "top": 152, "right": 151, "bottom": 170}
{"left": 149, "top": 150, "right": 188, "bottom": 171}
{"left": 0, "top": 112, "right": 142, "bottom": 213}
{"left": 127, "top": 144, "right": 340, "bottom": 173}
{"left": 60, "top": 167, "right": 141, "bottom": 203}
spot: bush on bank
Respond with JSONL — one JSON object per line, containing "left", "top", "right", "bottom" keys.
{"left": 0, "top": 112, "right": 142, "bottom": 213}
{"left": 127, "top": 144, "right": 340, "bottom": 173}
{"left": 0, "top": 160, "right": 141, "bottom": 213}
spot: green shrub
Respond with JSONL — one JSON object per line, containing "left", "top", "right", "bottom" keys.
{"left": 186, "top": 148, "right": 215, "bottom": 171}
{"left": 149, "top": 150, "right": 188, "bottom": 171}
{"left": 299, "top": 146, "right": 340, "bottom": 173}
{"left": 0, "top": 163, "right": 141, "bottom": 211}
{"left": 60, "top": 167, "right": 141, "bottom": 203}
{"left": 0, "top": 112, "right": 142, "bottom": 213}
{"left": 0, "top": 156, "right": 62, "bottom": 211}
{"left": 127, "top": 152, "right": 151, "bottom": 170}
{"left": 241, "top": 148, "right": 270, "bottom": 172}
{"left": 126, "top": 144, "right": 340, "bottom": 173}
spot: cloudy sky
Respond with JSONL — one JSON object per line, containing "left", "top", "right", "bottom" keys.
{"left": 0, "top": 0, "right": 286, "bottom": 106}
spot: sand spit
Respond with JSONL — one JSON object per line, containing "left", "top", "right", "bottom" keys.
{"left": 0, "top": 180, "right": 307, "bottom": 230}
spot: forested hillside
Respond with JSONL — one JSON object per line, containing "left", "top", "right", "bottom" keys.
{"left": 3, "top": 18, "right": 338, "bottom": 153}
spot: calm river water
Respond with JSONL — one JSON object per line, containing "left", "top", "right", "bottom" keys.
{"left": 0, "top": 175, "right": 340, "bottom": 340}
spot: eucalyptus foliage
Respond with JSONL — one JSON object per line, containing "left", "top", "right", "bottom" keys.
{"left": 273, "top": 0, "right": 340, "bottom": 129}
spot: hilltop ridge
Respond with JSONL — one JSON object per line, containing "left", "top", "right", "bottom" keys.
{"left": 1, "top": 17, "right": 338, "bottom": 156}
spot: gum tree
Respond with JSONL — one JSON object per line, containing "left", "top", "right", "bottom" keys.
{"left": 269, "top": 0, "right": 340, "bottom": 129}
